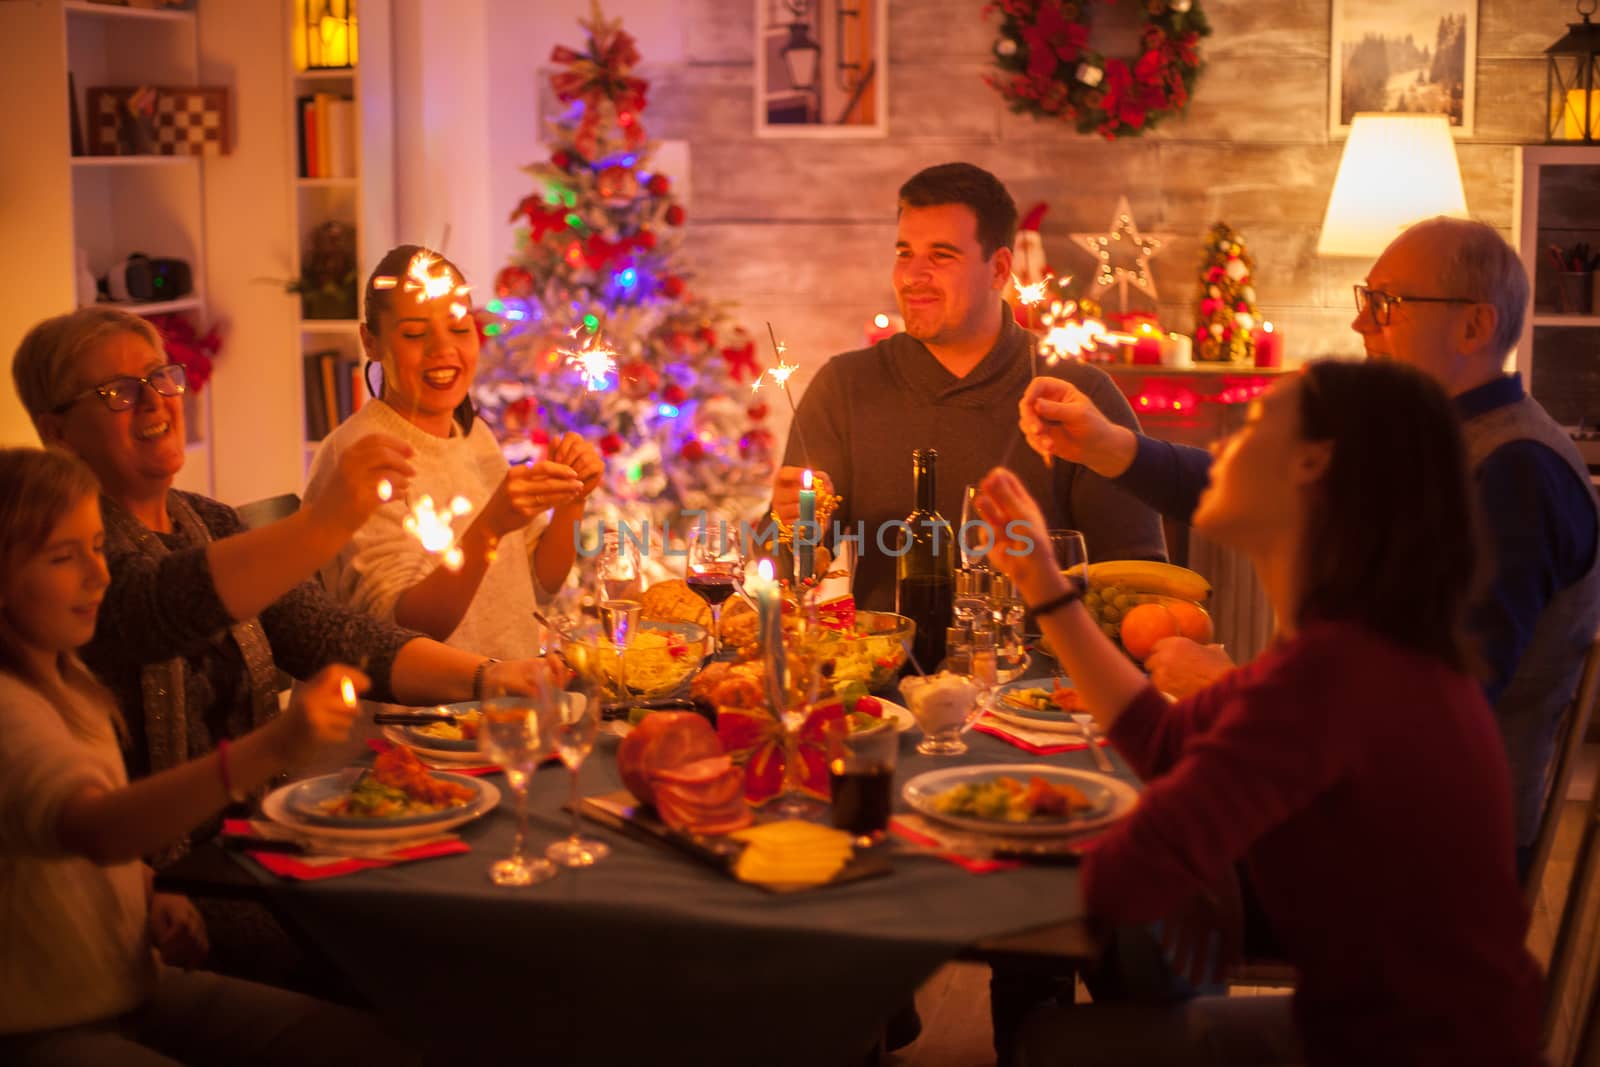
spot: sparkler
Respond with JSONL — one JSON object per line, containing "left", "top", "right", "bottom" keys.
{"left": 558, "top": 325, "right": 619, "bottom": 391}
{"left": 756, "top": 322, "right": 809, "bottom": 465}
{"left": 340, "top": 675, "right": 358, "bottom": 707}
{"left": 402, "top": 494, "right": 474, "bottom": 572}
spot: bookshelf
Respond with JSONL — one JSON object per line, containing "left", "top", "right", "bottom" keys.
{"left": 0, "top": 1, "right": 215, "bottom": 486}
{"left": 286, "top": 0, "right": 394, "bottom": 464}
{"left": 1515, "top": 146, "right": 1600, "bottom": 432}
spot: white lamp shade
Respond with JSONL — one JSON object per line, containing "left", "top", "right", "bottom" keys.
{"left": 1316, "top": 113, "right": 1469, "bottom": 257}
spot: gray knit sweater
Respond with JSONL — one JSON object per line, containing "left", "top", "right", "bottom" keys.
{"left": 782, "top": 312, "right": 1167, "bottom": 610}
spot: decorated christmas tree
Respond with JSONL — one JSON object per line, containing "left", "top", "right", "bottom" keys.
{"left": 1193, "top": 223, "right": 1259, "bottom": 363}
{"left": 473, "top": 2, "right": 774, "bottom": 572}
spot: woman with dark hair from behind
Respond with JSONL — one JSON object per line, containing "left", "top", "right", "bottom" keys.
{"left": 304, "top": 244, "right": 602, "bottom": 654}
{"left": 976, "top": 359, "right": 1541, "bottom": 1066}
{"left": 0, "top": 447, "right": 416, "bottom": 1066}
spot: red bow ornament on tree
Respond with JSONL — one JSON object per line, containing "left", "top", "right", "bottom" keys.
{"left": 721, "top": 337, "right": 759, "bottom": 382}
{"left": 512, "top": 195, "right": 570, "bottom": 242}
{"left": 548, "top": 4, "right": 650, "bottom": 159}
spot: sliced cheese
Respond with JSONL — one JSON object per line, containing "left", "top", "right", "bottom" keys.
{"left": 731, "top": 820, "right": 854, "bottom": 887}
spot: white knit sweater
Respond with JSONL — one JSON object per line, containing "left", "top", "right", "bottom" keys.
{"left": 0, "top": 673, "right": 153, "bottom": 1033}
{"left": 305, "top": 399, "right": 550, "bottom": 661}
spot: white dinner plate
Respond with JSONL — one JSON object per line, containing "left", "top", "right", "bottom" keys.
{"left": 380, "top": 726, "right": 498, "bottom": 765}
{"left": 261, "top": 775, "right": 500, "bottom": 844}
{"left": 873, "top": 699, "right": 915, "bottom": 733}
{"left": 901, "top": 763, "right": 1137, "bottom": 838}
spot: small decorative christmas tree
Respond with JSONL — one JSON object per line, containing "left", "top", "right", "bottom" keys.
{"left": 1193, "top": 223, "right": 1260, "bottom": 363}
{"left": 474, "top": 2, "right": 773, "bottom": 578}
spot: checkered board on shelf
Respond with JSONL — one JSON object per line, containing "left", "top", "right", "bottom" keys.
{"left": 90, "top": 88, "right": 228, "bottom": 157}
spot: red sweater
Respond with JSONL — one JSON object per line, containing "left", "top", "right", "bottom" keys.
{"left": 1084, "top": 621, "right": 1543, "bottom": 1067}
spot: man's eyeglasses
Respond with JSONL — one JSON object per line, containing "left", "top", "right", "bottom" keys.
{"left": 53, "top": 363, "right": 187, "bottom": 414}
{"left": 1353, "top": 285, "right": 1477, "bottom": 327}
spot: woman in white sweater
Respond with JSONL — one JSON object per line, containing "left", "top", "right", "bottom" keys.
{"left": 0, "top": 446, "right": 414, "bottom": 1065}
{"left": 305, "top": 245, "right": 603, "bottom": 660}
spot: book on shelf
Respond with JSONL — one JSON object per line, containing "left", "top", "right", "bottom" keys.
{"left": 295, "top": 93, "right": 353, "bottom": 178}
{"left": 303, "top": 350, "right": 365, "bottom": 440}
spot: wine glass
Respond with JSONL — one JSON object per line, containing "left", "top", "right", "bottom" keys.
{"left": 596, "top": 529, "right": 642, "bottom": 604}
{"left": 958, "top": 483, "right": 994, "bottom": 571}
{"left": 687, "top": 515, "right": 744, "bottom": 655}
{"left": 1048, "top": 529, "right": 1089, "bottom": 590}
{"left": 477, "top": 679, "right": 558, "bottom": 886}
{"left": 545, "top": 674, "right": 609, "bottom": 867}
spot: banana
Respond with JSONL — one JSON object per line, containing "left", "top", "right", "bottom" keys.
{"left": 1084, "top": 560, "right": 1211, "bottom": 602}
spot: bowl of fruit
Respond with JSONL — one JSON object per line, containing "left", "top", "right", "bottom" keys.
{"left": 1056, "top": 561, "right": 1214, "bottom": 664}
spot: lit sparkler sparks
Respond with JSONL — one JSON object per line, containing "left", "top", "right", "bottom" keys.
{"left": 1012, "top": 273, "right": 1051, "bottom": 310}
{"left": 559, "top": 326, "right": 618, "bottom": 391}
{"left": 340, "top": 675, "right": 358, "bottom": 707}
{"left": 761, "top": 323, "right": 810, "bottom": 464}
{"left": 377, "top": 479, "right": 394, "bottom": 502}
{"left": 402, "top": 494, "right": 474, "bottom": 572}
{"left": 371, "top": 251, "right": 473, "bottom": 322}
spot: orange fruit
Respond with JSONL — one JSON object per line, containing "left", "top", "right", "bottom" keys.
{"left": 1120, "top": 603, "right": 1180, "bottom": 661}
{"left": 1164, "top": 600, "right": 1214, "bottom": 644}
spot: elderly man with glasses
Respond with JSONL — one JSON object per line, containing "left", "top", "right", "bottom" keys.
{"left": 1016, "top": 216, "right": 1600, "bottom": 881}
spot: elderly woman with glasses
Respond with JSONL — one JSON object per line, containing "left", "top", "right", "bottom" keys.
{"left": 11, "top": 307, "right": 559, "bottom": 805}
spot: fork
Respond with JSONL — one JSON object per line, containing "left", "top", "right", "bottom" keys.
{"left": 1079, "top": 715, "right": 1116, "bottom": 774}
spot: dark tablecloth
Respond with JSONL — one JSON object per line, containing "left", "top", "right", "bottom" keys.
{"left": 245, "top": 717, "right": 1134, "bottom": 1066}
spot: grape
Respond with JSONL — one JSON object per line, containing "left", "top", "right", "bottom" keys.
{"left": 1102, "top": 604, "right": 1124, "bottom": 624}
{"left": 1100, "top": 622, "right": 1119, "bottom": 639}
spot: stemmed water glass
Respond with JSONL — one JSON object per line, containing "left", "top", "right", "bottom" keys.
{"left": 958, "top": 483, "right": 993, "bottom": 571}
{"left": 545, "top": 673, "right": 609, "bottom": 867}
{"left": 687, "top": 515, "right": 744, "bottom": 655}
{"left": 477, "top": 677, "right": 558, "bottom": 886}
{"left": 1048, "top": 529, "right": 1089, "bottom": 590}
{"left": 597, "top": 530, "right": 643, "bottom": 702}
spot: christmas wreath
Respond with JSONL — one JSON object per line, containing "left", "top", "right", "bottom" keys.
{"left": 985, "top": 0, "right": 1211, "bottom": 140}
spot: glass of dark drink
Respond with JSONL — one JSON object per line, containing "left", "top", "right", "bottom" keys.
{"left": 687, "top": 516, "right": 744, "bottom": 655}
{"left": 824, "top": 717, "right": 899, "bottom": 844}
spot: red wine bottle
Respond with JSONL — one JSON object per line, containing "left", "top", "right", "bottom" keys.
{"left": 895, "top": 449, "right": 954, "bottom": 670}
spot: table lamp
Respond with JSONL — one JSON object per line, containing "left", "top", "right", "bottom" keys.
{"left": 1316, "top": 113, "right": 1469, "bottom": 258}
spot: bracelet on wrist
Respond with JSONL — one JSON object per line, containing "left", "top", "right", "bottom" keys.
{"left": 1027, "top": 574, "right": 1088, "bottom": 619}
{"left": 215, "top": 738, "right": 245, "bottom": 804}
{"left": 473, "top": 658, "right": 500, "bottom": 702}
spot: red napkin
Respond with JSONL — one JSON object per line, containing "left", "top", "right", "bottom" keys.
{"left": 222, "top": 818, "right": 469, "bottom": 881}
{"left": 889, "top": 817, "right": 1019, "bottom": 874}
{"left": 972, "top": 720, "right": 1101, "bottom": 756}
{"left": 367, "top": 737, "right": 503, "bottom": 775}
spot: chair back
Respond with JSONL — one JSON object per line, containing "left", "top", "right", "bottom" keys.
{"left": 1530, "top": 634, "right": 1600, "bottom": 902}
{"left": 1542, "top": 636, "right": 1600, "bottom": 1063}
{"left": 1549, "top": 773, "right": 1600, "bottom": 1065}
{"left": 235, "top": 492, "right": 301, "bottom": 531}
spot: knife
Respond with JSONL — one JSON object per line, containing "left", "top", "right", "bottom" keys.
{"left": 373, "top": 711, "right": 460, "bottom": 726}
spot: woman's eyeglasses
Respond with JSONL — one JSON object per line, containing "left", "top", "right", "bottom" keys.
{"left": 53, "top": 363, "right": 187, "bottom": 414}
{"left": 1353, "top": 285, "right": 1476, "bottom": 327}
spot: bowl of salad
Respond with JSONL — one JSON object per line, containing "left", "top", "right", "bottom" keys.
{"left": 557, "top": 617, "right": 710, "bottom": 702}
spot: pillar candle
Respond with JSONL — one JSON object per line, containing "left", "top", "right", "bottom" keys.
{"left": 1254, "top": 322, "right": 1282, "bottom": 368}
{"left": 1161, "top": 333, "right": 1193, "bottom": 368}
{"left": 1133, "top": 335, "right": 1162, "bottom": 365}
{"left": 797, "top": 469, "right": 817, "bottom": 580}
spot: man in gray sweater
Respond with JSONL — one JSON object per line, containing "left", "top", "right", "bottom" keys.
{"left": 772, "top": 162, "right": 1166, "bottom": 612}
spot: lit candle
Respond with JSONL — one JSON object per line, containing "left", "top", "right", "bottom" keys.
{"left": 750, "top": 558, "right": 779, "bottom": 637}
{"left": 1132, "top": 323, "right": 1162, "bottom": 365}
{"left": 864, "top": 312, "right": 902, "bottom": 344}
{"left": 1254, "top": 322, "right": 1283, "bottom": 368}
{"left": 797, "top": 468, "right": 817, "bottom": 580}
{"left": 1161, "top": 333, "right": 1193, "bottom": 368}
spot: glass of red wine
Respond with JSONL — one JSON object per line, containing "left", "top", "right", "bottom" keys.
{"left": 824, "top": 716, "right": 898, "bottom": 845}
{"left": 687, "top": 516, "right": 744, "bottom": 655}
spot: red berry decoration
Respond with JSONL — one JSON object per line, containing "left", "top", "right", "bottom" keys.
{"left": 665, "top": 204, "right": 686, "bottom": 227}
{"left": 599, "top": 432, "right": 625, "bottom": 456}
{"left": 660, "top": 276, "right": 685, "bottom": 298}
{"left": 634, "top": 229, "right": 657, "bottom": 251}
{"left": 551, "top": 150, "right": 572, "bottom": 169}
{"left": 528, "top": 426, "right": 550, "bottom": 445}
{"left": 662, "top": 382, "right": 688, "bottom": 406}
{"left": 679, "top": 437, "right": 706, "bottom": 462}
{"left": 697, "top": 326, "right": 718, "bottom": 346}
{"left": 496, "top": 265, "right": 534, "bottom": 298}
{"left": 747, "top": 401, "right": 769, "bottom": 421}
{"left": 648, "top": 173, "right": 670, "bottom": 196}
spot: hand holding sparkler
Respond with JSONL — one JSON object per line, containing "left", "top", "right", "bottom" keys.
{"left": 482, "top": 462, "right": 585, "bottom": 537}
{"left": 307, "top": 432, "right": 416, "bottom": 536}
{"left": 1018, "top": 377, "right": 1140, "bottom": 478}
{"left": 550, "top": 432, "right": 605, "bottom": 499}
{"left": 275, "top": 663, "right": 369, "bottom": 765}
{"left": 403, "top": 494, "right": 475, "bottom": 572}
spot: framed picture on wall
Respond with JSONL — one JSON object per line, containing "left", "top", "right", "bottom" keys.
{"left": 755, "top": 0, "right": 887, "bottom": 138}
{"left": 1330, "top": 0, "right": 1477, "bottom": 136}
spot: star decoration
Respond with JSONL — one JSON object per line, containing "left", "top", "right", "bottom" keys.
{"left": 1071, "top": 197, "right": 1174, "bottom": 309}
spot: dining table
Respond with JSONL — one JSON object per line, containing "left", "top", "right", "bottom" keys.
{"left": 159, "top": 688, "right": 1138, "bottom": 1067}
